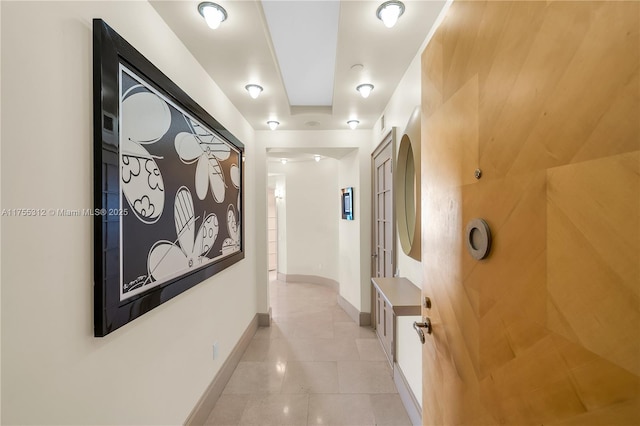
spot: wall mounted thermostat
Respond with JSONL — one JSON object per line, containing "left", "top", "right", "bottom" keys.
{"left": 341, "top": 187, "right": 354, "bottom": 220}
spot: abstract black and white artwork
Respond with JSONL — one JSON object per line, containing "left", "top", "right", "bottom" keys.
{"left": 119, "top": 66, "right": 242, "bottom": 299}
{"left": 93, "top": 19, "right": 244, "bottom": 337}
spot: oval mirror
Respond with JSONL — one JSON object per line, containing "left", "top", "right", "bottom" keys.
{"left": 396, "top": 107, "right": 421, "bottom": 260}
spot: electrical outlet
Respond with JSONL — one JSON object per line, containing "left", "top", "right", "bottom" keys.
{"left": 212, "top": 342, "right": 219, "bottom": 360}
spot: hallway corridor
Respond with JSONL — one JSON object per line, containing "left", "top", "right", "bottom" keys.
{"left": 204, "top": 276, "right": 413, "bottom": 425}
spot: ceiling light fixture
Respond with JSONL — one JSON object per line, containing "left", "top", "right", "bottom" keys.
{"left": 281, "top": 158, "right": 287, "bottom": 165}
{"left": 267, "top": 120, "right": 280, "bottom": 130}
{"left": 198, "top": 2, "right": 228, "bottom": 30}
{"left": 356, "top": 83, "right": 374, "bottom": 98}
{"left": 376, "top": 1, "right": 405, "bottom": 28}
{"left": 245, "top": 84, "right": 263, "bottom": 99}
{"left": 314, "top": 155, "right": 321, "bottom": 162}
{"left": 347, "top": 120, "right": 360, "bottom": 130}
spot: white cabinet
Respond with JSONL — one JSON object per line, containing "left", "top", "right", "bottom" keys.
{"left": 371, "top": 277, "right": 421, "bottom": 367}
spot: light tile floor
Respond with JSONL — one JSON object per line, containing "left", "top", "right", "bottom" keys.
{"left": 204, "top": 275, "right": 413, "bottom": 426}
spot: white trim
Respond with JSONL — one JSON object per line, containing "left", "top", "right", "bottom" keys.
{"left": 258, "top": 308, "right": 272, "bottom": 327}
{"left": 184, "top": 314, "right": 258, "bottom": 425}
{"left": 281, "top": 273, "right": 339, "bottom": 291}
{"left": 337, "top": 293, "right": 371, "bottom": 326}
{"left": 394, "top": 361, "right": 422, "bottom": 426}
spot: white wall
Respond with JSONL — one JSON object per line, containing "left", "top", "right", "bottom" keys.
{"left": 371, "top": 0, "right": 451, "bottom": 289}
{"left": 370, "top": 1, "right": 452, "bottom": 407}
{"left": 372, "top": 55, "right": 423, "bottom": 287}
{"left": 338, "top": 150, "right": 361, "bottom": 308}
{"left": 369, "top": 2, "right": 452, "bottom": 406}
{"left": 256, "top": 130, "right": 372, "bottom": 314}
{"left": 1, "top": 2, "right": 257, "bottom": 424}
{"left": 269, "top": 159, "right": 339, "bottom": 281}
{"left": 254, "top": 142, "right": 270, "bottom": 315}
{"left": 371, "top": 52, "right": 423, "bottom": 402}
{"left": 355, "top": 144, "right": 373, "bottom": 312}
{"left": 396, "top": 315, "right": 423, "bottom": 409}
{"left": 372, "top": 49, "right": 425, "bottom": 404}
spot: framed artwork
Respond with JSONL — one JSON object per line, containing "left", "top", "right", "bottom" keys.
{"left": 93, "top": 19, "right": 244, "bottom": 337}
{"left": 341, "top": 187, "right": 354, "bottom": 220}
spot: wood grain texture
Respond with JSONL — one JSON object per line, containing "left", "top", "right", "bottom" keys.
{"left": 421, "top": 1, "right": 639, "bottom": 424}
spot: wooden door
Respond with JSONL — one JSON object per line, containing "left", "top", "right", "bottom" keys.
{"left": 421, "top": 1, "right": 639, "bottom": 424}
{"left": 372, "top": 130, "right": 396, "bottom": 278}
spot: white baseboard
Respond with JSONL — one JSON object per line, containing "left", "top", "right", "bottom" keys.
{"left": 184, "top": 314, "right": 258, "bottom": 425}
{"left": 279, "top": 274, "right": 370, "bottom": 326}
{"left": 257, "top": 308, "right": 272, "bottom": 327}
{"left": 337, "top": 293, "right": 371, "bottom": 326}
{"left": 280, "top": 273, "right": 339, "bottom": 291}
{"left": 394, "top": 362, "right": 422, "bottom": 426}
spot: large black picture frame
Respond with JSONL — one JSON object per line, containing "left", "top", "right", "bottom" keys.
{"left": 93, "top": 19, "right": 244, "bottom": 337}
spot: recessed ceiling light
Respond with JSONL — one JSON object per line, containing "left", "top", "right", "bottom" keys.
{"left": 376, "top": 1, "right": 405, "bottom": 28}
{"left": 314, "top": 155, "right": 321, "bottom": 162}
{"left": 198, "top": 2, "right": 228, "bottom": 30}
{"left": 347, "top": 120, "right": 360, "bottom": 130}
{"left": 267, "top": 120, "right": 280, "bottom": 130}
{"left": 245, "top": 84, "right": 263, "bottom": 99}
{"left": 356, "top": 83, "right": 374, "bottom": 98}
{"left": 281, "top": 158, "right": 287, "bottom": 164}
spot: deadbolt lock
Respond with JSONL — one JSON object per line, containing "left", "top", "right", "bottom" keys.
{"left": 423, "top": 296, "right": 431, "bottom": 309}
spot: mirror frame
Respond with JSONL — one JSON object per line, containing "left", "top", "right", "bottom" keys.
{"left": 396, "top": 107, "right": 421, "bottom": 261}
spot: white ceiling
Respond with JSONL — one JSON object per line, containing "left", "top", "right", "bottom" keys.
{"left": 262, "top": 1, "right": 340, "bottom": 107}
{"left": 149, "top": 0, "right": 447, "bottom": 131}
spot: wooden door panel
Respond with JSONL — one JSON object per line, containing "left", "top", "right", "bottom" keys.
{"left": 421, "top": 1, "right": 639, "bottom": 424}
{"left": 547, "top": 153, "right": 640, "bottom": 376}
{"left": 373, "top": 138, "right": 394, "bottom": 278}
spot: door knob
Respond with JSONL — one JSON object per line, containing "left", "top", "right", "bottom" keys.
{"left": 413, "top": 317, "right": 432, "bottom": 344}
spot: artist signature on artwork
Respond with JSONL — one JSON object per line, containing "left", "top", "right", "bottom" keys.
{"left": 123, "top": 275, "right": 148, "bottom": 292}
